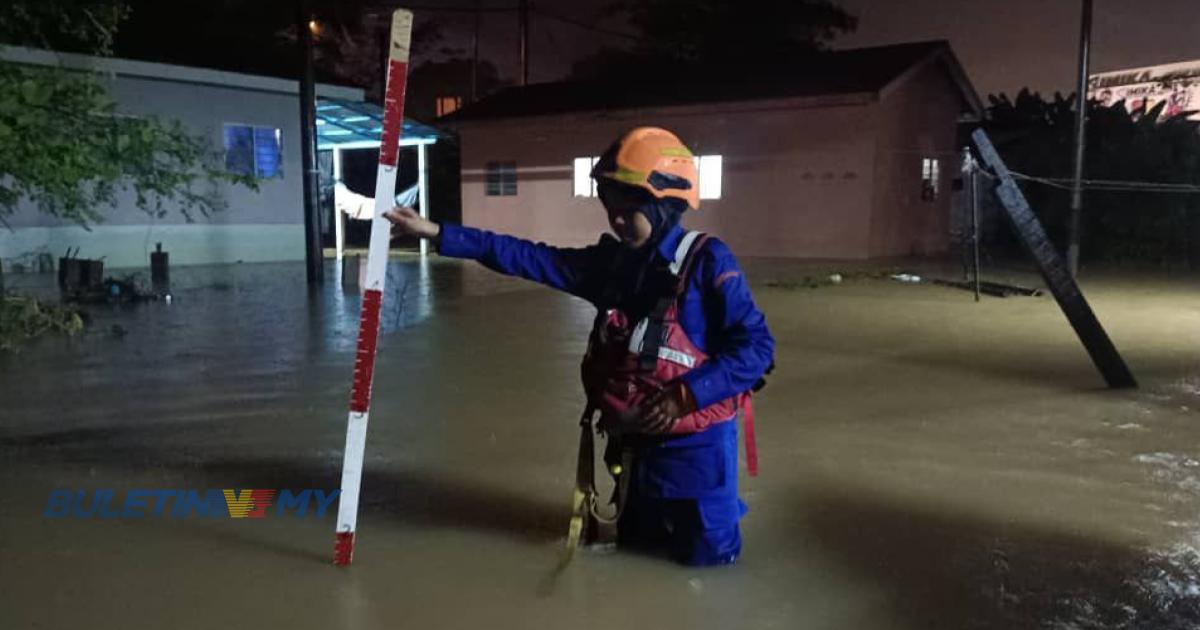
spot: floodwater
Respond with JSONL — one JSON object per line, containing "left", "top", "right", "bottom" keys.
{"left": 2, "top": 256, "right": 1200, "bottom": 630}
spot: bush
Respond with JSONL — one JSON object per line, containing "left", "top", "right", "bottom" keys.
{"left": 983, "top": 89, "right": 1200, "bottom": 267}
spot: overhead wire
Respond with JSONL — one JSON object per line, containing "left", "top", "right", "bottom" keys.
{"left": 1008, "top": 171, "right": 1200, "bottom": 194}
{"left": 361, "top": 3, "right": 518, "bottom": 14}
{"left": 972, "top": 165, "right": 1200, "bottom": 194}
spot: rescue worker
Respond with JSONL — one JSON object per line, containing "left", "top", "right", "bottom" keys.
{"left": 385, "top": 127, "right": 775, "bottom": 566}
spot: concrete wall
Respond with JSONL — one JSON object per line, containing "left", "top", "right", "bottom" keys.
{"left": 3, "top": 76, "right": 306, "bottom": 268}
{"left": 1, "top": 48, "right": 361, "bottom": 269}
{"left": 869, "top": 59, "right": 964, "bottom": 258}
{"left": 454, "top": 96, "right": 879, "bottom": 259}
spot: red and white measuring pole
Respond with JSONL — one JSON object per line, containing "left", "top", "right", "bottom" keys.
{"left": 333, "top": 8, "right": 413, "bottom": 567}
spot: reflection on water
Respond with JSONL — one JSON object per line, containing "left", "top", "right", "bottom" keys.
{"left": 1, "top": 259, "right": 1200, "bottom": 629}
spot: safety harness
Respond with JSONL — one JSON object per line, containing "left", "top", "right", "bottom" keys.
{"left": 566, "top": 231, "right": 760, "bottom": 554}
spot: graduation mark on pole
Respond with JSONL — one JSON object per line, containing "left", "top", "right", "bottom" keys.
{"left": 970, "top": 129, "right": 1137, "bottom": 390}
{"left": 333, "top": 8, "right": 414, "bottom": 567}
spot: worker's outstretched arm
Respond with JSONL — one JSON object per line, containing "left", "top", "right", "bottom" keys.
{"left": 385, "top": 207, "right": 610, "bottom": 300}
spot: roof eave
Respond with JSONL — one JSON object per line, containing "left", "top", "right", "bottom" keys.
{"left": 877, "top": 44, "right": 984, "bottom": 119}
{"left": 0, "top": 44, "right": 364, "bottom": 100}
{"left": 444, "top": 91, "right": 879, "bottom": 127}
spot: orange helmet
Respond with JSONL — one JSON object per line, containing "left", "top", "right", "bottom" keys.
{"left": 592, "top": 127, "right": 700, "bottom": 211}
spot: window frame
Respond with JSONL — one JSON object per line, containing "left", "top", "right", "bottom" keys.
{"left": 485, "top": 161, "right": 518, "bottom": 197}
{"left": 436, "top": 96, "right": 463, "bottom": 117}
{"left": 223, "top": 122, "right": 283, "bottom": 179}
{"left": 921, "top": 157, "right": 940, "bottom": 202}
{"left": 572, "top": 156, "right": 600, "bottom": 197}
{"left": 695, "top": 154, "right": 723, "bottom": 200}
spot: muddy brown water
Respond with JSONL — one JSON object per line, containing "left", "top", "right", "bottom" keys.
{"left": 2, "top": 258, "right": 1199, "bottom": 629}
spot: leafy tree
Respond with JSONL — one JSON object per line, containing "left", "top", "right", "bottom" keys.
{"left": 1, "top": 0, "right": 129, "bottom": 56}
{"left": 0, "top": 0, "right": 255, "bottom": 227}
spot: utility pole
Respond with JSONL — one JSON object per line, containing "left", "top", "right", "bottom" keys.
{"left": 518, "top": 0, "right": 529, "bottom": 86}
{"left": 298, "top": 0, "right": 323, "bottom": 285}
{"left": 472, "top": 0, "right": 480, "bottom": 101}
{"left": 1068, "top": 0, "right": 1093, "bottom": 277}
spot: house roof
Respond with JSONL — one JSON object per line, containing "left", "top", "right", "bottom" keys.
{"left": 446, "top": 41, "right": 982, "bottom": 122}
{"left": 316, "top": 98, "right": 439, "bottom": 149}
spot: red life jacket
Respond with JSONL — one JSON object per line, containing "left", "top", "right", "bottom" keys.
{"left": 580, "top": 231, "right": 759, "bottom": 475}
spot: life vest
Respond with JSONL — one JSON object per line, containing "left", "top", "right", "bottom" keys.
{"left": 580, "top": 231, "right": 758, "bottom": 474}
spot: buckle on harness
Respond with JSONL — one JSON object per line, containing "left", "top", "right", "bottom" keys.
{"left": 566, "top": 407, "right": 632, "bottom": 555}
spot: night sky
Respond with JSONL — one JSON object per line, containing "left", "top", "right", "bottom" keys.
{"left": 110, "top": 0, "right": 1200, "bottom": 100}
{"left": 836, "top": 0, "right": 1200, "bottom": 98}
{"left": 435, "top": 0, "right": 1200, "bottom": 99}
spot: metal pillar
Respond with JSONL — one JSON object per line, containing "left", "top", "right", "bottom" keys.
{"left": 970, "top": 154, "right": 981, "bottom": 303}
{"left": 1068, "top": 0, "right": 1093, "bottom": 277}
{"left": 518, "top": 0, "right": 529, "bottom": 86}
{"left": 333, "top": 147, "right": 344, "bottom": 262}
{"left": 472, "top": 0, "right": 480, "bottom": 101}
{"left": 418, "top": 142, "right": 430, "bottom": 258}
{"left": 298, "top": 0, "right": 323, "bottom": 285}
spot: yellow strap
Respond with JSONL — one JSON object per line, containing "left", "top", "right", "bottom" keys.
{"left": 563, "top": 411, "right": 636, "bottom": 560}
{"left": 566, "top": 487, "right": 589, "bottom": 552}
{"left": 564, "top": 410, "right": 598, "bottom": 560}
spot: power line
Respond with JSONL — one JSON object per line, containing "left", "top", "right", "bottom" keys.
{"left": 361, "top": 3, "right": 518, "bottom": 13}
{"left": 1015, "top": 172, "right": 1200, "bottom": 194}
{"left": 995, "top": 170, "right": 1200, "bottom": 194}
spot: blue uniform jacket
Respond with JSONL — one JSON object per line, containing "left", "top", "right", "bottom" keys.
{"left": 438, "top": 223, "right": 775, "bottom": 413}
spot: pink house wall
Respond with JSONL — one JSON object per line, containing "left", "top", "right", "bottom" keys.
{"left": 454, "top": 96, "right": 881, "bottom": 259}
{"left": 869, "top": 60, "right": 965, "bottom": 258}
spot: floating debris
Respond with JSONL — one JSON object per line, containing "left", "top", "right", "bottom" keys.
{"left": 891, "top": 273, "right": 923, "bottom": 283}
{"left": 928, "top": 278, "right": 1044, "bottom": 298}
{"left": 767, "top": 271, "right": 871, "bottom": 290}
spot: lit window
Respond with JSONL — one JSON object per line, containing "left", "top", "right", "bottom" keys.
{"left": 436, "top": 96, "right": 463, "bottom": 117}
{"left": 921, "top": 158, "right": 940, "bottom": 202}
{"left": 573, "top": 156, "right": 599, "bottom": 197}
{"left": 695, "top": 154, "right": 723, "bottom": 200}
{"left": 485, "top": 161, "right": 517, "bottom": 196}
{"left": 223, "top": 124, "right": 282, "bottom": 178}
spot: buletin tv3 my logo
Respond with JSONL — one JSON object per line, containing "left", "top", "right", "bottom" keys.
{"left": 44, "top": 489, "right": 340, "bottom": 519}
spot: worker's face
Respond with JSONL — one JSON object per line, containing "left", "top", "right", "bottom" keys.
{"left": 598, "top": 182, "right": 653, "bottom": 248}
